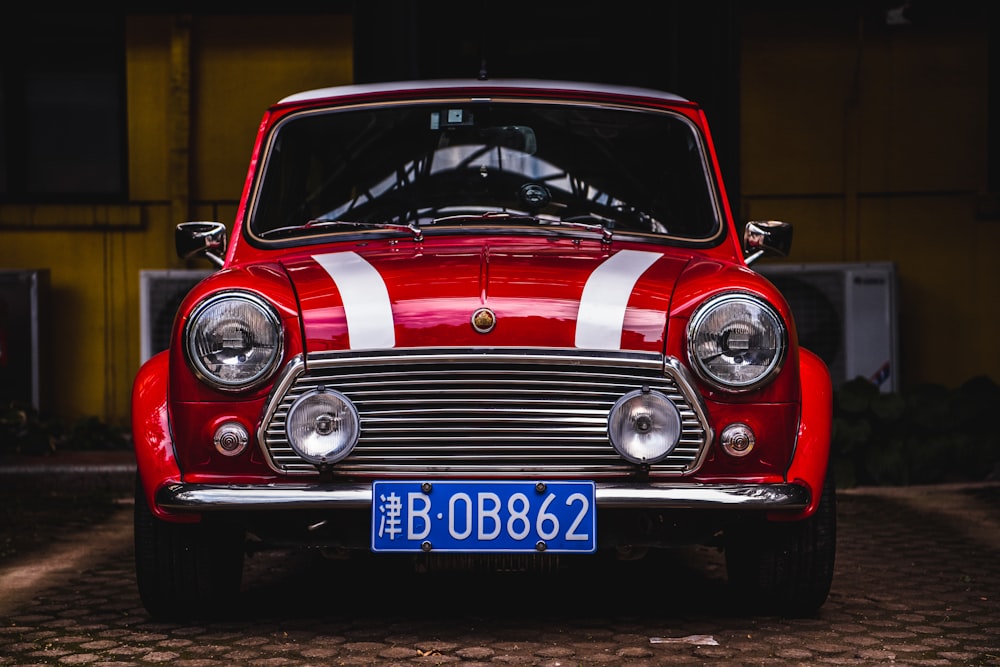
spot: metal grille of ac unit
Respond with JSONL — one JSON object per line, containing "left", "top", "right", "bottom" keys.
{"left": 139, "top": 269, "right": 213, "bottom": 363}
{"left": 755, "top": 262, "right": 898, "bottom": 392}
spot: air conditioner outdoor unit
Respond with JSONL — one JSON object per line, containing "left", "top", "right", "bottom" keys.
{"left": 139, "top": 269, "right": 213, "bottom": 363}
{"left": 755, "top": 261, "right": 899, "bottom": 392}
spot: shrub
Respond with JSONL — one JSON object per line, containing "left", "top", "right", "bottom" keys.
{"left": 832, "top": 375, "right": 1000, "bottom": 487}
{"left": 0, "top": 402, "right": 129, "bottom": 458}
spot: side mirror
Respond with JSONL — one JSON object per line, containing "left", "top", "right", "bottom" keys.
{"left": 176, "top": 222, "right": 227, "bottom": 268}
{"left": 742, "top": 220, "right": 793, "bottom": 265}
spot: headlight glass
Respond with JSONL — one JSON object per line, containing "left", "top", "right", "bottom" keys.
{"left": 184, "top": 292, "right": 283, "bottom": 390}
{"left": 608, "top": 389, "right": 681, "bottom": 464}
{"left": 687, "top": 293, "right": 786, "bottom": 391}
{"left": 286, "top": 389, "right": 360, "bottom": 465}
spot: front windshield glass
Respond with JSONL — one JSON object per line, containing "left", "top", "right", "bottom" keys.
{"left": 248, "top": 99, "right": 721, "bottom": 241}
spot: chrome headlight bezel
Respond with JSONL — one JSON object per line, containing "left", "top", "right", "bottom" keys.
{"left": 183, "top": 291, "right": 284, "bottom": 392}
{"left": 686, "top": 292, "right": 787, "bottom": 392}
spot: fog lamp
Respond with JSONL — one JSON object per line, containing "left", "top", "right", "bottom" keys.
{"left": 607, "top": 388, "right": 681, "bottom": 464}
{"left": 286, "top": 388, "right": 359, "bottom": 466}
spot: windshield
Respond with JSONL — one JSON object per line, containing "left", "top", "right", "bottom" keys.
{"left": 248, "top": 99, "right": 721, "bottom": 241}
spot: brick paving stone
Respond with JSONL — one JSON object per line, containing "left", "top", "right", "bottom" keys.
{"left": 299, "top": 646, "right": 341, "bottom": 659}
{"left": 258, "top": 642, "right": 302, "bottom": 654}
{"left": 487, "top": 655, "right": 537, "bottom": 664}
{"left": 774, "top": 647, "right": 814, "bottom": 659}
{"left": 416, "top": 641, "right": 461, "bottom": 653}
{"left": 181, "top": 644, "right": 227, "bottom": 656}
{"left": 871, "top": 630, "right": 918, "bottom": 640}
{"left": 140, "top": 651, "right": 180, "bottom": 662}
{"left": 414, "top": 657, "right": 461, "bottom": 666}
{"left": 454, "top": 646, "right": 494, "bottom": 659}
{"left": 219, "top": 649, "right": 259, "bottom": 661}
{"left": 234, "top": 636, "right": 271, "bottom": 646}
{"left": 342, "top": 640, "right": 388, "bottom": 652}
{"left": 330, "top": 657, "right": 382, "bottom": 666}
{"left": 567, "top": 641, "right": 617, "bottom": 652}
{"left": 646, "top": 655, "right": 703, "bottom": 665}
{"left": 379, "top": 646, "right": 420, "bottom": 659}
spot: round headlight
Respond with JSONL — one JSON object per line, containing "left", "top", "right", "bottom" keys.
{"left": 286, "top": 388, "right": 360, "bottom": 466}
{"left": 608, "top": 389, "right": 681, "bottom": 464}
{"left": 687, "top": 293, "right": 786, "bottom": 391}
{"left": 184, "top": 292, "right": 283, "bottom": 391}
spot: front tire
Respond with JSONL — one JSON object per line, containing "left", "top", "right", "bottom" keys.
{"left": 725, "top": 472, "right": 836, "bottom": 617}
{"left": 133, "top": 475, "right": 245, "bottom": 620}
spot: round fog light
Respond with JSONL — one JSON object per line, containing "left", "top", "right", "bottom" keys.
{"left": 214, "top": 421, "right": 249, "bottom": 456}
{"left": 608, "top": 389, "right": 681, "bottom": 464}
{"left": 286, "top": 388, "right": 360, "bottom": 466}
{"left": 720, "top": 423, "right": 755, "bottom": 457}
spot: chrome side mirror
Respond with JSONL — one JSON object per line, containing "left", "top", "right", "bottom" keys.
{"left": 176, "top": 221, "right": 227, "bottom": 268}
{"left": 742, "top": 220, "right": 793, "bottom": 265}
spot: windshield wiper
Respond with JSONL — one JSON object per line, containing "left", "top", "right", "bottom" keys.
{"left": 261, "top": 218, "right": 424, "bottom": 241}
{"left": 430, "top": 211, "right": 614, "bottom": 244}
{"left": 540, "top": 215, "right": 614, "bottom": 244}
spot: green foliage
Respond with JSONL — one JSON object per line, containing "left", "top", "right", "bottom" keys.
{"left": 832, "top": 375, "right": 1000, "bottom": 487}
{"left": 0, "top": 402, "right": 56, "bottom": 456}
{"left": 61, "top": 415, "right": 131, "bottom": 451}
{"left": 0, "top": 402, "right": 130, "bottom": 457}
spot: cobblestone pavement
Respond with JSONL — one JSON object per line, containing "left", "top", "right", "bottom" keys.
{"left": 1, "top": 466, "right": 999, "bottom": 665}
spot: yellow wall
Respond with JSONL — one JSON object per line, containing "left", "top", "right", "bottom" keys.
{"left": 189, "top": 16, "right": 354, "bottom": 217}
{"left": 739, "top": 6, "right": 997, "bottom": 389}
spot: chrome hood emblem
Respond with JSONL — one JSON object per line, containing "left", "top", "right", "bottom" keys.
{"left": 471, "top": 307, "right": 496, "bottom": 333}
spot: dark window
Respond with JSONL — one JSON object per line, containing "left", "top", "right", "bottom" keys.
{"left": 0, "top": 14, "right": 126, "bottom": 202}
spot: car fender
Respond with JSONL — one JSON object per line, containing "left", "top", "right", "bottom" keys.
{"left": 771, "top": 347, "right": 833, "bottom": 521}
{"left": 131, "top": 350, "right": 197, "bottom": 523}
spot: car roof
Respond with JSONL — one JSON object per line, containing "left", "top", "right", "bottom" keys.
{"left": 277, "top": 78, "right": 690, "bottom": 106}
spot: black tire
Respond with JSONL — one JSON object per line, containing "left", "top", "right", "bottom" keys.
{"left": 725, "top": 471, "right": 837, "bottom": 617}
{"left": 133, "top": 475, "right": 245, "bottom": 620}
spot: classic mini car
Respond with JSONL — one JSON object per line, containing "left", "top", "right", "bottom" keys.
{"left": 131, "top": 78, "right": 835, "bottom": 619}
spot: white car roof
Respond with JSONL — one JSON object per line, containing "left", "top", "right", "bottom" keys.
{"left": 278, "top": 78, "right": 689, "bottom": 106}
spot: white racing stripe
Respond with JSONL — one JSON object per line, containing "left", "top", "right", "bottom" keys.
{"left": 575, "top": 249, "right": 663, "bottom": 350}
{"left": 314, "top": 252, "right": 395, "bottom": 349}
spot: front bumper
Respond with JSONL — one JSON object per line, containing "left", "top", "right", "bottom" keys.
{"left": 155, "top": 481, "right": 810, "bottom": 513}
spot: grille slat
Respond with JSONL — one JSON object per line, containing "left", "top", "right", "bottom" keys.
{"left": 259, "top": 348, "right": 711, "bottom": 476}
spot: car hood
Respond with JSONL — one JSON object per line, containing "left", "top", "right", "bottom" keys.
{"left": 281, "top": 240, "right": 689, "bottom": 353}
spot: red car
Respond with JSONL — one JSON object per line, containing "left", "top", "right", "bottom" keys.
{"left": 132, "top": 79, "right": 835, "bottom": 619}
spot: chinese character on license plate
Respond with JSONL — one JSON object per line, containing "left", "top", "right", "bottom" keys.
{"left": 371, "top": 480, "right": 596, "bottom": 553}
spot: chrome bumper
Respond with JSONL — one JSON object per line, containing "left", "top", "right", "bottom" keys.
{"left": 155, "top": 481, "right": 809, "bottom": 512}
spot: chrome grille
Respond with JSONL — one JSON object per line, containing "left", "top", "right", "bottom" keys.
{"left": 258, "top": 348, "right": 711, "bottom": 477}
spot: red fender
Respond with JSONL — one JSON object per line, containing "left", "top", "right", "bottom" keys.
{"left": 771, "top": 348, "right": 833, "bottom": 521}
{"left": 131, "top": 351, "right": 197, "bottom": 523}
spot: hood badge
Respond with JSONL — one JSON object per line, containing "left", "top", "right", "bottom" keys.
{"left": 471, "top": 307, "right": 497, "bottom": 334}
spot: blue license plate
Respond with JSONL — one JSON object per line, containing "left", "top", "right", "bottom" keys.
{"left": 371, "top": 480, "right": 596, "bottom": 553}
